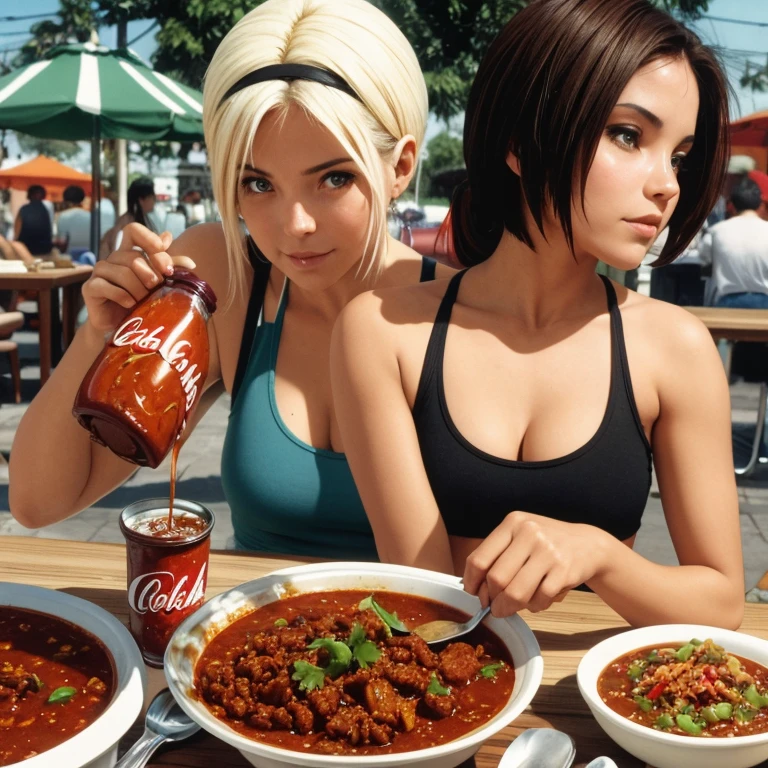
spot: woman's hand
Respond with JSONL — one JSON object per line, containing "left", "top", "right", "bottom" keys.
{"left": 463, "top": 511, "right": 610, "bottom": 616}
{"left": 82, "top": 223, "right": 196, "bottom": 334}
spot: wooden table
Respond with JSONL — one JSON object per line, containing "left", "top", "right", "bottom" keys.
{"left": 0, "top": 265, "right": 92, "bottom": 384}
{"left": 4, "top": 536, "right": 768, "bottom": 768}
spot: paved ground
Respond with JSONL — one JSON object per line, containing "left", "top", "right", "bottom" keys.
{"left": 1, "top": 317, "right": 768, "bottom": 595}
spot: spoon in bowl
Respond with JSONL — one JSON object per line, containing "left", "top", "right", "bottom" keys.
{"left": 410, "top": 606, "right": 491, "bottom": 645}
{"left": 498, "top": 728, "right": 577, "bottom": 768}
{"left": 115, "top": 688, "right": 200, "bottom": 768}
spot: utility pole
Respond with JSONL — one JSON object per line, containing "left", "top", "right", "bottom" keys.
{"left": 116, "top": 20, "right": 128, "bottom": 216}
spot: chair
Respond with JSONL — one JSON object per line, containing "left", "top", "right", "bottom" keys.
{"left": 0, "top": 311, "right": 24, "bottom": 403}
{"left": 733, "top": 381, "right": 768, "bottom": 477}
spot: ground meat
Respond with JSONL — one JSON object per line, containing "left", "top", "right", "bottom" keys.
{"left": 439, "top": 642, "right": 482, "bottom": 685}
{"left": 259, "top": 670, "right": 293, "bottom": 706}
{"left": 307, "top": 685, "right": 341, "bottom": 718}
{"left": 195, "top": 595, "right": 510, "bottom": 751}
{"left": 387, "top": 636, "right": 439, "bottom": 669}
{"left": 383, "top": 663, "right": 431, "bottom": 695}
{"left": 423, "top": 690, "right": 456, "bottom": 719}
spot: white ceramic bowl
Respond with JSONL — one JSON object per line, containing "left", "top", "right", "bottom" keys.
{"left": 1, "top": 582, "right": 147, "bottom": 768}
{"left": 578, "top": 623, "right": 768, "bottom": 768}
{"left": 164, "top": 562, "right": 543, "bottom": 768}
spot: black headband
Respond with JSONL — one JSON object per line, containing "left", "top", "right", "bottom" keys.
{"left": 218, "top": 64, "right": 362, "bottom": 108}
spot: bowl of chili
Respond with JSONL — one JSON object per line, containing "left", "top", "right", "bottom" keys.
{"left": 164, "top": 561, "right": 543, "bottom": 768}
{"left": 578, "top": 624, "right": 768, "bottom": 768}
{"left": 0, "top": 583, "right": 147, "bottom": 767}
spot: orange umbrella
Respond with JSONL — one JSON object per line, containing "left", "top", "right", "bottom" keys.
{"left": 0, "top": 155, "right": 93, "bottom": 202}
{"left": 730, "top": 110, "right": 768, "bottom": 148}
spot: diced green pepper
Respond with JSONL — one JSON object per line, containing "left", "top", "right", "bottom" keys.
{"left": 689, "top": 638, "right": 704, "bottom": 646}
{"left": 714, "top": 702, "right": 733, "bottom": 720}
{"left": 680, "top": 703, "right": 695, "bottom": 715}
{"left": 700, "top": 706, "right": 719, "bottom": 723}
{"left": 676, "top": 714, "right": 705, "bottom": 735}
{"left": 633, "top": 695, "right": 653, "bottom": 713}
{"left": 655, "top": 713, "right": 674, "bottom": 730}
{"left": 646, "top": 649, "right": 662, "bottom": 663}
{"left": 744, "top": 684, "right": 768, "bottom": 709}
{"left": 273, "top": 618, "right": 288, "bottom": 628}
{"left": 627, "top": 662, "right": 645, "bottom": 681}
{"left": 676, "top": 643, "right": 695, "bottom": 662}
{"left": 735, "top": 706, "right": 757, "bottom": 723}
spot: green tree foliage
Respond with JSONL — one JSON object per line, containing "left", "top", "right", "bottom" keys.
{"left": 16, "top": 134, "right": 81, "bottom": 162}
{"left": 420, "top": 131, "right": 464, "bottom": 197}
{"left": 15, "top": 0, "right": 712, "bottom": 120}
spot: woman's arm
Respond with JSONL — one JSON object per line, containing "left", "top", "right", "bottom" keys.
{"left": 588, "top": 309, "right": 743, "bottom": 627}
{"left": 9, "top": 224, "right": 223, "bottom": 528}
{"left": 331, "top": 290, "right": 454, "bottom": 573}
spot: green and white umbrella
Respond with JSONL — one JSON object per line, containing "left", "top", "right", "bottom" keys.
{"left": 0, "top": 43, "right": 205, "bottom": 250}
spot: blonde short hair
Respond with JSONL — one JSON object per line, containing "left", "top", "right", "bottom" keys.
{"left": 203, "top": 0, "right": 428, "bottom": 306}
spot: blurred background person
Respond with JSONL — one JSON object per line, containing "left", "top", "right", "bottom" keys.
{"left": 57, "top": 185, "right": 89, "bottom": 251}
{"left": 14, "top": 184, "right": 52, "bottom": 257}
{"left": 98, "top": 177, "right": 155, "bottom": 259}
{"left": 698, "top": 176, "right": 768, "bottom": 309}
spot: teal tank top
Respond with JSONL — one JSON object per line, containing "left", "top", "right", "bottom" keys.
{"left": 221, "top": 258, "right": 436, "bottom": 559}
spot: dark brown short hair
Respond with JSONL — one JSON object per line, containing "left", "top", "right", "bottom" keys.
{"left": 451, "top": 0, "right": 730, "bottom": 268}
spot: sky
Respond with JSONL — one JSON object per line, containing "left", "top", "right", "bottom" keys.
{"left": 1, "top": 0, "right": 767, "bottom": 163}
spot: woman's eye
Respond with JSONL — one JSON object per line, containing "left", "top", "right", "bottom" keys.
{"left": 321, "top": 171, "right": 355, "bottom": 190}
{"left": 241, "top": 177, "right": 272, "bottom": 195}
{"left": 671, "top": 154, "right": 686, "bottom": 174}
{"left": 608, "top": 127, "right": 639, "bottom": 150}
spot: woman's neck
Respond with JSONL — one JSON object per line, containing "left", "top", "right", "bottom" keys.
{"left": 466, "top": 228, "right": 608, "bottom": 330}
{"left": 282, "top": 235, "right": 416, "bottom": 323}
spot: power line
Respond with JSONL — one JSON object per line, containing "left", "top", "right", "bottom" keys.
{"left": 698, "top": 14, "right": 768, "bottom": 29}
{"left": 0, "top": 13, "right": 58, "bottom": 22}
{"left": 127, "top": 20, "right": 158, "bottom": 46}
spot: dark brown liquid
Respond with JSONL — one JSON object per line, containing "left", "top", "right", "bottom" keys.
{"left": 132, "top": 512, "right": 208, "bottom": 541}
{"left": 168, "top": 440, "right": 181, "bottom": 529}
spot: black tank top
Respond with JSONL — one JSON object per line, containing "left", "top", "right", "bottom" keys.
{"left": 412, "top": 271, "right": 652, "bottom": 541}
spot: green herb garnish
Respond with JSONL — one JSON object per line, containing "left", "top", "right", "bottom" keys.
{"left": 307, "top": 637, "right": 352, "bottom": 678}
{"left": 479, "top": 662, "right": 504, "bottom": 679}
{"left": 47, "top": 686, "right": 76, "bottom": 704}
{"left": 358, "top": 595, "right": 408, "bottom": 636}
{"left": 427, "top": 672, "right": 451, "bottom": 696}
{"left": 291, "top": 660, "right": 326, "bottom": 691}
{"left": 274, "top": 618, "right": 288, "bottom": 628}
{"left": 347, "top": 622, "right": 381, "bottom": 669}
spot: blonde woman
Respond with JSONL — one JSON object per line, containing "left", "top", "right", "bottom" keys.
{"left": 10, "top": 0, "right": 451, "bottom": 558}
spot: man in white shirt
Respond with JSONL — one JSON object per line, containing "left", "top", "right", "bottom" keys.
{"left": 698, "top": 177, "right": 768, "bottom": 309}
{"left": 56, "top": 185, "right": 91, "bottom": 252}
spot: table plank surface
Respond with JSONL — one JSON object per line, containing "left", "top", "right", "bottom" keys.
{"left": 3, "top": 536, "right": 768, "bottom": 768}
{"left": 684, "top": 306, "right": 768, "bottom": 342}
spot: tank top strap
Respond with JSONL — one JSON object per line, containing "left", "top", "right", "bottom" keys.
{"left": 231, "top": 241, "right": 271, "bottom": 406}
{"left": 597, "top": 274, "right": 650, "bottom": 450}
{"left": 413, "top": 269, "right": 467, "bottom": 413}
{"left": 269, "top": 277, "right": 290, "bottom": 362}
{"left": 420, "top": 257, "right": 437, "bottom": 282}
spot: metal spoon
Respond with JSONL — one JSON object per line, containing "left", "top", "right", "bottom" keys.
{"left": 498, "top": 728, "right": 576, "bottom": 768}
{"left": 411, "top": 606, "right": 491, "bottom": 645}
{"left": 115, "top": 688, "right": 201, "bottom": 768}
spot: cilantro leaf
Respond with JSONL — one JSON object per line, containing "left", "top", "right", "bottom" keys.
{"left": 427, "top": 672, "right": 451, "bottom": 696}
{"left": 346, "top": 622, "right": 382, "bottom": 669}
{"left": 292, "top": 660, "right": 326, "bottom": 691}
{"left": 358, "top": 595, "right": 408, "bottom": 636}
{"left": 347, "top": 622, "right": 367, "bottom": 648}
{"left": 307, "top": 637, "right": 353, "bottom": 678}
{"left": 479, "top": 662, "right": 505, "bottom": 679}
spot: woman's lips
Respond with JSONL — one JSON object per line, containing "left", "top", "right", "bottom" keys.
{"left": 285, "top": 250, "right": 333, "bottom": 269}
{"left": 624, "top": 220, "right": 658, "bottom": 239}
